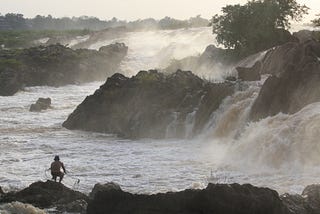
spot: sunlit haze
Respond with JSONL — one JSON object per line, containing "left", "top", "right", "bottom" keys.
{"left": 0, "top": 0, "right": 319, "bottom": 21}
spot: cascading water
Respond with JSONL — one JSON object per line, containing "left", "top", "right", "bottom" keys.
{"left": 1, "top": 26, "right": 320, "bottom": 203}
{"left": 89, "top": 27, "right": 215, "bottom": 76}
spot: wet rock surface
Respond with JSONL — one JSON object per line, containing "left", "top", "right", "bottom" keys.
{"left": 0, "top": 43, "right": 128, "bottom": 96}
{"left": 2, "top": 181, "right": 320, "bottom": 214}
{"left": 63, "top": 70, "right": 235, "bottom": 139}
{"left": 236, "top": 61, "right": 261, "bottom": 81}
{"left": 0, "top": 180, "right": 88, "bottom": 212}
{"left": 250, "top": 39, "right": 320, "bottom": 121}
{"left": 281, "top": 184, "right": 320, "bottom": 214}
{"left": 29, "top": 97, "right": 51, "bottom": 112}
{"left": 87, "top": 182, "right": 290, "bottom": 214}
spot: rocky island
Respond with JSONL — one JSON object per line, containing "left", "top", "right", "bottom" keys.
{"left": 62, "top": 69, "right": 235, "bottom": 139}
{"left": 0, "top": 42, "right": 128, "bottom": 96}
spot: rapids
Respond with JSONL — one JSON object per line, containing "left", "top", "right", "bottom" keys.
{"left": 1, "top": 27, "right": 320, "bottom": 198}
{"left": 89, "top": 27, "right": 215, "bottom": 76}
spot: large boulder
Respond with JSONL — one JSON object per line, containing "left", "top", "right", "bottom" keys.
{"left": 293, "top": 30, "right": 315, "bottom": 43}
{"left": 63, "top": 70, "right": 234, "bottom": 139}
{"left": 0, "top": 43, "right": 128, "bottom": 96}
{"left": 236, "top": 61, "right": 262, "bottom": 81}
{"left": 29, "top": 97, "right": 51, "bottom": 112}
{"left": 250, "top": 40, "right": 320, "bottom": 121}
{"left": 0, "top": 180, "right": 88, "bottom": 212}
{"left": 89, "top": 182, "right": 122, "bottom": 200}
{"left": 87, "top": 182, "right": 290, "bottom": 214}
{"left": 0, "top": 66, "right": 24, "bottom": 96}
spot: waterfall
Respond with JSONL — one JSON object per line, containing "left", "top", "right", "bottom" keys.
{"left": 88, "top": 27, "right": 215, "bottom": 77}
{"left": 202, "top": 84, "right": 260, "bottom": 140}
{"left": 165, "top": 112, "right": 180, "bottom": 138}
{"left": 185, "top": 110, "right": 197, "bottom": 138}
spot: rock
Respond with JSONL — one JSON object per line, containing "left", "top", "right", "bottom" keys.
{"left": 226, "top": 76, "right": 237, "bottom": 82}
{"left": 0, "top": 67, "right": 24, "bottom": 96}
{"left": 250, "top": 39, "right": 320, "bottom": 121}
{"left": 89, "top": 182, "right": 121, "bottom": 200}
{"left": 281, "top": 184, "right": 320, "bottom": 214}
{"left": 0, "top": 180, "right": 88, "bottom": 210}
{"left": 29, "top": 98, "right": 51, "bottom": 112}
{"left": 281, "top": 193, "right": 307, "bottom": 214}
{"left": 99, "top": 42, "right": 128, "bottom": 57}
{"left": 236, "top": 61, "right": 261, "bottom": 81}
{"left": 0, "top": 186, "right": 4, "bottom": 200}
{"left": 302, "top": 184, "right": 320, "bottom": 213}
{"left": 0, "top": 43, "right": 128, "bottom": 96}
{"left": 63, "top": 70, "right": 234, "bottom": 139}
{"left": 87, "top": 183, "right": 290, "bottom": 214}
{"left": 293, "top": 30, "right": 314, "bottom": 43}
{"left": 57, "top": 199, "right": 88, "bottom": 214}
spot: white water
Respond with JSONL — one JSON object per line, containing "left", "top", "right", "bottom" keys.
{"left": 0, "top": 201, "right": 46, "bottom": 214}
{"left": 1, "top": 27, "right": 320, "bottom": 200}
{"left": 89, "top": 27, "right": 215, "bottom": 77}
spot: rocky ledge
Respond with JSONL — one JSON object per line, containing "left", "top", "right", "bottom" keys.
{"left": 0, "top": 180, "right": 88, "bottom": 213}
{"left": 0, "top": 42, "right": 128, "bottom": 96}
{"left": 87, "top": 182, "right": 289, "bottom": 214}
{"left": 249, "top": 39, "right": 320, "bottom": 121}
{"left": 3, "top": 181, "right": 320, "bottom": 214}
{"left": 62, "top": 69, "right": 235, "bottom": 139}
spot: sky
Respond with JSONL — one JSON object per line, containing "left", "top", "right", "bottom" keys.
{"left": 0, "top": 0, "right": 319, "bottom": 22}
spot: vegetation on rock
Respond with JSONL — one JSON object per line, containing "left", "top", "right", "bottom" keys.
{"left": 0, "top": 43, "right": 128, "bottom": 96}
{"left": 211, "top": 0, "right": 308, "bottom": 58}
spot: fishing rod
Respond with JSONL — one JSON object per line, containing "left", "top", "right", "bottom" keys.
{"left": 44, "top": 168, "right": 80, "bottom": 189}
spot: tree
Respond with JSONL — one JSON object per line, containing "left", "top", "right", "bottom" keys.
{"left": 4, "top": 13, "right": 28, "bottom": 30}
{"left": 312, "top": 15, "right": 320, "bottom": 26}
{"left": 212, "top": 0, "right": 308, "bottom": 56}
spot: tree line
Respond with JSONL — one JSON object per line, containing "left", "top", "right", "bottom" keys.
{"left": 0, "top": 14, "right": 209, "bottom": 31}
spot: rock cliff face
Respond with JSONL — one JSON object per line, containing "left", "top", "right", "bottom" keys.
{"left": 87, "top": 182, "right": 290, "bottom": 214}
{"left": 249, "top": 40, "right": 320, "bottom": 121}
{"left": 63, "top": 70, "right": 234, "bottom": 139}
{"left": 0, "top": 42, "right": 128, "bottom": 96}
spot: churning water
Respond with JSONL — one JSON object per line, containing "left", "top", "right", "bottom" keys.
{"left": 89, "top": 27, "right": 215, "bottom": 76}
{"left": 1, "top": 27, "right": 320, "bottom": 200}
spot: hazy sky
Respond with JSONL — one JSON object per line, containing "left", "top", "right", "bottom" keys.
{"left": 0, "top": 0, "right": 319, "bottom": 21}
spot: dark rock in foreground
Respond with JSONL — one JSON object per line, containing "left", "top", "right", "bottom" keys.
{"left": 87, "top": 182, "right": 290, "bottom": 214}
{"left": 249, "top": 40, "right": 320, "bottom": 121}
{"left": 29, "top": 97, "right": 51, "bottom": 112}
{"left": 3, "top": 180, "right": 320, "bottom": 214}
{"left": 63, "top": 70, "right": 235, "bottom": 139}
{"left": 0, "top": 43, "right": 128, "bottom": 96}
{"left": 0, "top": 180, "right": 88, "bottom": 213}
{"left": 282, "top": 184, "right": 320, "bottom": 214}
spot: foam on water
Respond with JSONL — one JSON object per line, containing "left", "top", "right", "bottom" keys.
{"left": 0, "top": 82, "right": 218, "bottom": 194}
{"left": 0, "top": 201, "right": 46, "bottom": 214}
{"left": 2, "top": 27, "right": 320, "bottom": 197}
{"left": 89, "top": 27, "right": 215, "bottom": 77}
